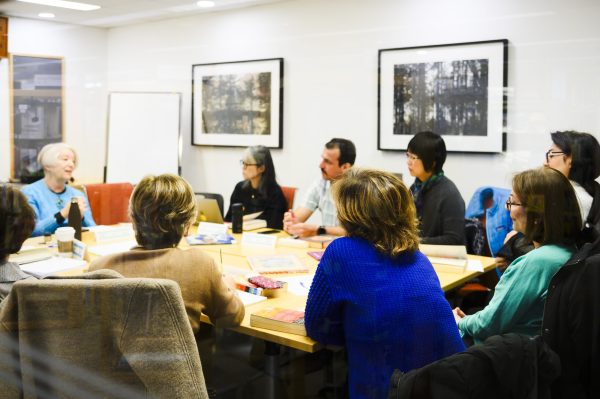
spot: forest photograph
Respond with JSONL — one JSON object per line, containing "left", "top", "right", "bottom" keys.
{"left": 393, "top": 59, "right": 489, "bottom": 137}
{"left": 201, "top": 72, "right": 272, "bottom": 135}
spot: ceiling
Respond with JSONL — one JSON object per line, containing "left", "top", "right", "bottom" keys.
{"left": 0, "top": 0, "right": 295, "bottom": 28}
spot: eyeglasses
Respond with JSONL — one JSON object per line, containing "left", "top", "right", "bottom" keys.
{"left": 405, "top": 153, "right": 420, "bottom": 162}
{"left": 240, "top": 160, "right": 259, "bottom": 168}
{"left": 505, "top": 199, "right": 523, "bottom": 211}
{"left": 545, "top": 150, "right": 565, "bottom": 163}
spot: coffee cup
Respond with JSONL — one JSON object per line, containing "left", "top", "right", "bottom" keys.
{"left": 56, "top": 226, "right": 75, "bottom": 257}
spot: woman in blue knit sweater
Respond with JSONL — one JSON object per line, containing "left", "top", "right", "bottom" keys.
{"left": 305, "top": 168, "right": 464, "bottom": 399}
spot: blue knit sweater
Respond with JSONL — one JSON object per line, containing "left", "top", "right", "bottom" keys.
{"left": 21, "top": 179, "right": 96, "bottom": 236}
{"left": 305, "top": 237, "right": 465, "bottom": 399}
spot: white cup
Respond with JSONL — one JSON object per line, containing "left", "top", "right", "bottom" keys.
{"left": 56, "top": 226, "right": 75, "bottom": 257}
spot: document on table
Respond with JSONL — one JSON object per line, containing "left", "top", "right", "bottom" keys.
{"left": 278, "top": 275, "right": 314, "bottom": 296}
{"left": 236, "top": 290, "right": 267, "bottom": 306}
{"left": 20, "top": 257, "right": 87, "bottom": 278}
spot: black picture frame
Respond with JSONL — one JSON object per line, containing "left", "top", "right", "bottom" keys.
{"left": 378, "top": 39, "right": 508, "bottom": 153}
{"left": 192, "top": 58, "right": 284, "bottom": 148}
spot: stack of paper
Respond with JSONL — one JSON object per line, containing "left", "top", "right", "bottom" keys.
{"left": 20, "top": 257, "right": 87, "bottom": 278}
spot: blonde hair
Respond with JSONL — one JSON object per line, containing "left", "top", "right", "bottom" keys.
{"left": 332, "top": 168, "right": 420, "bottom": 257}
{"left": 129, "top": 174, "right": 197, "bottom": 249}
{"left": 37, "top": 143, "right": 78, "bottom": 169}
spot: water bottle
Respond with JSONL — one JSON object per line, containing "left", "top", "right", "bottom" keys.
{"left": 68, "top": 197, "right": 82, "bottom": 240}
{"left": 231, "top": 203, "right": 244, "bottom": 234}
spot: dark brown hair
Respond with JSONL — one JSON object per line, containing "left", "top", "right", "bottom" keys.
{"left": 0, "top": 185, "right": 36, "bottom": 260}
{"left": 512, "top": 167, "right": 581, "bottom": 246}
{"left": 332, "top": 168, "right": 420, "bottom": 257}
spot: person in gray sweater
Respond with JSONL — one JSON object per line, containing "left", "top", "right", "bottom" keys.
{"left": 406, "top": 131, "right": 465, "bottom": 245}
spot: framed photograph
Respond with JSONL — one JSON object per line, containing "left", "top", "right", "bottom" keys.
{"left": 192, "top": 58, "right": 283, "bottom": 148}
{"left": 378, "top": 40, "right": 508, "bottom": 153}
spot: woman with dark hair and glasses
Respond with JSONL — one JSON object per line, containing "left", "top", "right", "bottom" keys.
{"left": 454, "top": 167, "right": 581, "bottom": 343}
{"left": 225, "top": 145, "right": 287, "bottom": 229}
{"left": 406, "top": 131, "right": 465, "bottom": 245}
{"left": 544, "top": 130, "right": 600, "bottom": 226}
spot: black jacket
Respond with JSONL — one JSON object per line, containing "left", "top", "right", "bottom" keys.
{"left": 224, "top": 180, "right": 287, "bottom": 229}
{"left": 541, "top": 236, "right": 600, "bottom": 399}
{"left": 411, "top": 175, "right": 465, "bottom": 245}
{"left": 388, "top": 333, "right": 560, "bottom": 399}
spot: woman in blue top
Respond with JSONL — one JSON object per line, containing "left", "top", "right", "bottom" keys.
{"left": 21, "top": 143, "right": 96, "bottom": 236}
{"left": 454, "top": 167, "right": 581, "bottom": 343}
{"left": 305, "top": 168, "right": 465, "bottom": 399}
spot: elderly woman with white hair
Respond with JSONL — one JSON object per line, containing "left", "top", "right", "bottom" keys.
{"left": 21, "top": 143, "right": 96, "bottom": 236}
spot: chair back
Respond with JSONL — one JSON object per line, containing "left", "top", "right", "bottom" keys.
{"left": 195, "top": 192, "right": 224, "bottom": 217}
{"left": 0, "top": 271, "right": 208, "bottom": 399}
{"left": 84, "top": 183, "right": 134, "bottom": 225}
{"left": 280, "top": 186, "right": 297, "bottom": 210}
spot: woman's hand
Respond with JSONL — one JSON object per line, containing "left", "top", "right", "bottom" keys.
{"left": 453, "top": 307, "right": 466, "bottom": 324}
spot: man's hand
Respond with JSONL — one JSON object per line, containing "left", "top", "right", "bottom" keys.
{"left": 285, "top": 222, "right": 318, "bottom": 238}
{"left": 452, "top": 307, "right": 466, "bottom": 324}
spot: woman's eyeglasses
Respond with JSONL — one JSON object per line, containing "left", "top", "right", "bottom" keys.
{"left": 240, "top": 160, "right": 259, "bottom": 168}
{"left": 545, "top": 150, "right": 565, "bottom": 163}
{"left": 505, "top": 199, "right": 523, "bottom": 211}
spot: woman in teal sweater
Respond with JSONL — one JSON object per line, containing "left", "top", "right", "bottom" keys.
{"left": 454, "top": 167, "right": 581, "bottom": 343}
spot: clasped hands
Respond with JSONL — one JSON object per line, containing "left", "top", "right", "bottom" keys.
{"left": 283, "top": 211, "right": 317, "bottom": 238}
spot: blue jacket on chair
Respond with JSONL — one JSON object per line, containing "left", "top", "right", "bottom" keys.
{"left": 465, "top": 187, "right": 512, "bottom": 256}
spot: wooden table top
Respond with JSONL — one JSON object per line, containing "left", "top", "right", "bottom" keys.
{"left": 24, "top": 228, "right": 496, "bottom": 353}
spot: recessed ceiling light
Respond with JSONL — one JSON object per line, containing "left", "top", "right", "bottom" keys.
{"left": 196, "top": 1, "right": 215, "bottom": 8}
{"left": 17, "top": 0, "right": 100, "bottom": 11}
{"left": 38, "top": 12, "right": 56, "bottom": 18}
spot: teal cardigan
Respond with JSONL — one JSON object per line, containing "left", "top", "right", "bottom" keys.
{"left": 458, "top": 244, "right": 573, "bottom": 343}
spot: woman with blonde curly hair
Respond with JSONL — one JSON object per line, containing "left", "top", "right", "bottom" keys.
{"left": 305, "top": 168, "right": 464, "bottom": 399}
{"left": 89, "top": 174, "right": 243, "bottom": 332}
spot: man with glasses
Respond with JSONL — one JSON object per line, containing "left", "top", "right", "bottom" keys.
{"left": 283, "top": 138, "right": 356, "bottom": 237}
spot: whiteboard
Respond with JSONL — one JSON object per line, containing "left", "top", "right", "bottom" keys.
{"left": 105, "top": 92, "right": 181, "bottom": 184}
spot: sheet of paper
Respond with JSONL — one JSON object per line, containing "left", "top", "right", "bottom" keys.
{"left": 242, "top": 232, "right": 277, "bottom": 248}
{"left": 88, "top": 240, "right": 138, "bottom": 256}
{"left": 467, "top": 259, "right": 484, "bottom": 272}
{"left": 235, "top": 289, "right": 267, "bottom": 306}
{"left": 20, "top": 257, "right": 87, "bottom": 278}
{"left": 278, "top": 275, "right": 314, "bottom": 296}
{"left": 197, "top": 222, "right": 228, "bottom": 235}
{"left": 91, "top": 225, "right": 134, "bottom": 243}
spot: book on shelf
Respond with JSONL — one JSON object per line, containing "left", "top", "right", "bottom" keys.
{"left": 250, "top": 307, "right": 306, "bottom": 336}
{"left": 247, "top": 254, "right": 309, "bottom": 274}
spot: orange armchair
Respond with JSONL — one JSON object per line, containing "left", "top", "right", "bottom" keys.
{"left": 84, "top": 182, "right": 134, "bottom": 225}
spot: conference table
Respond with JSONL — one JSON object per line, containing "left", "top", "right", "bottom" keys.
{"left": 22, "top": 228, "right": 496, "bottom": 397}
{"left": 23, "top": 229, "right": 496, "bottom": 353}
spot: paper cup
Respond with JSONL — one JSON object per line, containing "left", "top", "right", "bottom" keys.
{"left": 56, "top": 226, "right": 75, "bottom": 257}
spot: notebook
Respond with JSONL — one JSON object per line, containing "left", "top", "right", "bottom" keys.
{"left": 196, "top": 198, "right": 224, "bottom": 224}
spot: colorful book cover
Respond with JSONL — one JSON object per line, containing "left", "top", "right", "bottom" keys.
{"left": 250, "top": 307, "right": 306, "bottom": 336}
{"left": 246, "top": 254, "right": 308, "bottom": 274}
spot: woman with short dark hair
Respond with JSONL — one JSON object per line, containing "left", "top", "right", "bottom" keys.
{"left": 454, "top": 167, "right": 581, "bottom": 343}
{"left": 545, "top": 130, "right": 600, "bottom": 225}
{"left": 305, "top": 168, "right": 464, "bottom": 399}
{"left": 90, "top": 174, "right": 244, "bottom": 332}
{"left": 0, "top": 186, "right": 37, "bottom": 301}
{"left": 406, "top": 131, "right": 465, "bottom": 244}
{"left": 225, "top": 145, "right": 287, "bottom": 229}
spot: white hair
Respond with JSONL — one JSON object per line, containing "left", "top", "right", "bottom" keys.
{"left": 37, "top": 143, "right": 78, "bottom": 169}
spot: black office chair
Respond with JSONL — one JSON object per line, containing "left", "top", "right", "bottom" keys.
{"left": 195, "top": 192, "right": 225, "bottom": 217}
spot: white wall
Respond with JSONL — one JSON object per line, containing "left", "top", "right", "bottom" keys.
{"left": 4, "top": 0, "right": 600, "bottom": 214}
{"left": 105, "top": 0, "right": 600, "bottom": 212}
{"left": 0, "top": 17, "right": 107, "bottom": 183}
